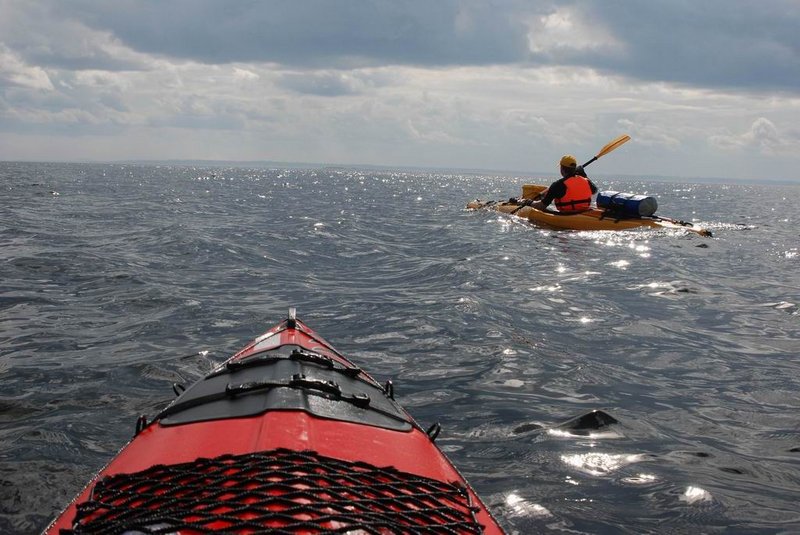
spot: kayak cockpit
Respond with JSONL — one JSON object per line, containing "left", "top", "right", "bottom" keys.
{"left": 156, "top": 343, "right": 412, "bottom": 431}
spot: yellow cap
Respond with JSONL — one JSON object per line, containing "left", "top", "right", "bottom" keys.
{"left": 560, "top": 154, "right": 577, "bottom": 167}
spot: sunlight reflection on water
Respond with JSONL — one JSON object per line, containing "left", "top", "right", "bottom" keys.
{"left": 561, "top": 452, "right": 649, "bottom": 476}
{"left": 681, "top": 486, "right": 713, "bottom": 504}
{"left": 505, "top": 492, "right": 552, "bottom": 518}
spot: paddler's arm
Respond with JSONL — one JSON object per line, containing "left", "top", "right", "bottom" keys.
{"left": 535, "top": 189, "right": 556, "bottom": 209}
{"left": 576, "top": 165, "right": 598, "bottom": 194}
{"left": 532, "top": 181, "right": 565, "bottom": 210}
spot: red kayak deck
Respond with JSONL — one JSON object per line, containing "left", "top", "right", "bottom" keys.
{"left": 46, "top": 310, "right": 504, "bottom": 534}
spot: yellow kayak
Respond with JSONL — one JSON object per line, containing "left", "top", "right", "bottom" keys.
{"left": 467, "top": 184, "right": 712, "bottom": 237}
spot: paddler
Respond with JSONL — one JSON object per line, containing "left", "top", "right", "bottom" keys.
{"left": 532, "top": 154, "right": 599, "bottom": 212}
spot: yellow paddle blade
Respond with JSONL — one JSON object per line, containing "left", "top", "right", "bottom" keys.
{"left": 596, "top": 134, "right": 631, "bottom": 158}
{"left": 521, "top": 184, "right": 548, "bottom": 199}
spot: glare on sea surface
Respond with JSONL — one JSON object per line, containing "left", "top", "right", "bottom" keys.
{"left": 495, "top": 216, "right": 513, "bottom": 232}
{"left": 560, "top": 452, "right": 647, "bottom": 476}
{"left": 620, "top": 473, "right": 658, "bottom": 484}
{"left": 529, "top": 284, "right": 561, "bottom": 293}
{"left": 548, "top": 428, "right": 621, "bottom": 439}
{"left": 505, "top": 492, "right": 552, "bottom": 518}
{"left": 681, "top": 486, "right": 713, "bottom": 504}
{"left": 629, "top": 242, "right": 651, "bottom": 258}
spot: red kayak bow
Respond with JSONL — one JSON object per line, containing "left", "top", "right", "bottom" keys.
{"left": 46, "top": 308, "right": 504, "bottom": 534}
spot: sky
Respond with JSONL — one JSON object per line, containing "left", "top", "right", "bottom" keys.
{"left": 1, "top": 0, "right": 799, "bottom": 182}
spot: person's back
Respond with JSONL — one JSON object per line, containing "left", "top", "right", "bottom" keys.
{"left": 534, "top": 155, "right": 598, "bottom": 212}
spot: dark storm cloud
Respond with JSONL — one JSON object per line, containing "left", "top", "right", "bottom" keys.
{"left": 48, "top": 0, "right": 533, "bottom": 68}
{"left": 544, "top": 1, "right": 800, "bottom": 93}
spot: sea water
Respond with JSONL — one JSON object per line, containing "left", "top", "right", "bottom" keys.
{"left": 1, "top": 162, "right": 799, "bottom": 533}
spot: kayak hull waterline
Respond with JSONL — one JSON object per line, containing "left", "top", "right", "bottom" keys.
{"left": 46, "top": 310, "right": 504, "bottom": 534}
{"left": 467, "top": 184, "right": 712, "bottom": 237}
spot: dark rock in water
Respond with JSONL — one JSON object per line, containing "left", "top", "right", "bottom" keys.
{"left": 696, "top": 243, "right": 709, "bottom": 248}
{"left": 513, "top": 422, "right": 544, "bottom": 434}
{"left": 514, "top": 410, "right": 618, "bottom": 435}
{"left": 555, "top": 409, "right": 618, "bottom": 431}
{"left": 789, "top": 447, "right": 800, "bottom": 453}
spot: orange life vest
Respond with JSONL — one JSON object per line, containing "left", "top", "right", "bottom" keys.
{"left": 554, "top": 175, "right": 593, "bottom": 212}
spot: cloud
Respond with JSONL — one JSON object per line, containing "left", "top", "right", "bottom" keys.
{"left": 0, "top": 1, "right": 152, "bottom": 72}
{"left": 709, "top": 117, "right": 798, "bottom": 155}
{"left": 39, "top": 0, "right": 532, "bottom": 68}
{"left": 277, "top": 72, "right": 367, "bottom": 97}
{"left": 617, "top": 118, "right": 681, "bottom": 150}
{"left": 275, "top": 70, "right": 399, "bottom": 96}
{"left": 576, "top": 1, "right": 800, "bottom": 93}
{"left": 232, "top": 67, "right": 260, "bottom": 82}
{"left": 7, "top": 0, "right": 790, "bottom": 95}
{"left": 0, "top": 45, "right": 54, "bottom": 90}
{"left": 527, "top": 6, "right": 625, "bottom": 58}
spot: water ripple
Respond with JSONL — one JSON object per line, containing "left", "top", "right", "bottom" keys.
{"left": 2, "top": 164, "right": 799, "bottom": 534}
